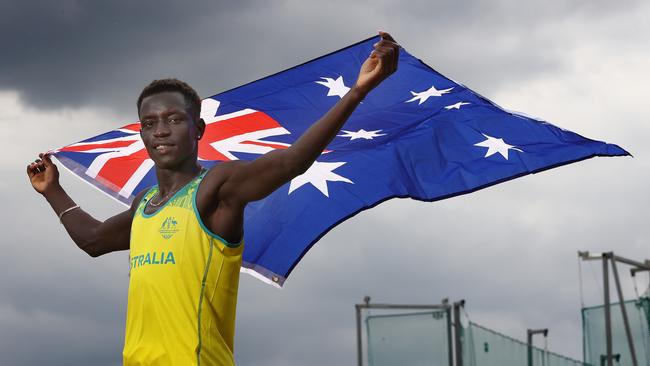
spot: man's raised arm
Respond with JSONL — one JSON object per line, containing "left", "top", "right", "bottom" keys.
{"left": 218, "top": 32, "right": 400, "bottom": 205}
{"left": 27, "top": 153, "right": 140, "bottom": 257}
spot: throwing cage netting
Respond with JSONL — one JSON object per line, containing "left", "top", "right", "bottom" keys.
{"left": 462, "top": 322, "right": 587, "bottom": 366}
{"left": 366, "top": 310, "right": 451, "bottom": 366}
{"left": 577, "top": 252, "right": 650, "bottom": 366}
{"left": 582, "top": 297, "right": 650, "bottom": 366}
{"left": 363, "top": 308, "right": 587, "bottom": 366}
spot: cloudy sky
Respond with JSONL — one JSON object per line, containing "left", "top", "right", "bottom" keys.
{"left": 2, "top": 1, "right": 649, "bottom": 365}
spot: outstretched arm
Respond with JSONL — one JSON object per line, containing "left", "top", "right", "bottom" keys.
{"left": 27, "top": 153, "right": 142, "bottom": 257}
{"left": 218, "top": 32, "right": 400, "bottom": 205}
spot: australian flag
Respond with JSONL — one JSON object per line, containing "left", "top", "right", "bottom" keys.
{"left": 51, "top": 36, "right": 628, "bottom": 287}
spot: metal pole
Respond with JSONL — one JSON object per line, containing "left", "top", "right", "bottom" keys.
{"left": 603, "top": 253, "right": 613, "bottom": 366}
{"left": 528, "top": 330, "right": 533, "bottom": 366}
{"left": 631, "top": 263, "right": 650, "bottom": 277}
{"left": 527, "top": 329, "right": 548, "bottom": 366}
{"left": 453, "top": 301, "right": 464, "bottom": 366}
{"left": 579, "top": 251, "right": 650, "bottom": 271}
{"left": 357, "top": 296, "right": 371, "bottom": 366}
{"left": 612, "top": 255, "right": 650, "bottom": 271}
{"left": 356, "top": 303, "right": 450, "bottom": 310}
{"left": 611, "top": 256, "right": 639, "bottom": 366}
{"left": 356, "top": 304, "right": 362, "bottom": 366}
{"left": 355, "top": 296, "right": 450, "bottom": 366}
{"left": 579, "top": 251, "right": 649, "bottom": 366}
{"left": 602, "top": 354, "right": 622, "bottom": 366}
{"left": 446, "top": 306, "right": 453, "bottom": 366}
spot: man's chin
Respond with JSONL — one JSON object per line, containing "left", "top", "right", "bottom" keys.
{"left": 152, "top": 158, "right": 180, "bottom": 170}
{"left": 152, "top": 156, "right": 196, "bottom": 171}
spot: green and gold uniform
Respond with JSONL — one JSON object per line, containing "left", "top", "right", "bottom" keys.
{"left": 123, "top": 170, "right": 243, "bottom": 365}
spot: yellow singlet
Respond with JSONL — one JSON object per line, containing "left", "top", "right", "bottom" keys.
{"left": 123, "top": 170, "right": 243, "bottom": 366}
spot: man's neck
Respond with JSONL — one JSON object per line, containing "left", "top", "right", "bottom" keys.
{"left": 155, "top": 164, "right": 203, "bottom": 196}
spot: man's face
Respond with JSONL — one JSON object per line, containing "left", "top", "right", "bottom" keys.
{"left": 139, "top": 91, "right": 203, "bottom": 169}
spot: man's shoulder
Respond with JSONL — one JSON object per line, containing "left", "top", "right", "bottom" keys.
{"left": 197, "top": 161, "right": 246, "bottom": 208}
{"left": 201, "top": 161, "right": 248, "bottom": 188}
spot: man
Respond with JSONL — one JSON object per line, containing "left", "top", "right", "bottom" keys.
{"left": 27, "top": 32, "right": 399, "bottom": 365}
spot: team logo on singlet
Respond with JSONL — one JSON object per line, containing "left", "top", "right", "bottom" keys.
{"left": 159, "top": 217, "right": 179, "bottom": 239}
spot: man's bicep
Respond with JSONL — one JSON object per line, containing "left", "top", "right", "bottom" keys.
{"left": 220, "top": 150, "right": 298, "bottom": 204}
{"left": 92, "top": 189, "right": 145, "bottom": 255}
{"left": 94, "top": 209, "right": 133, "bottom": 254}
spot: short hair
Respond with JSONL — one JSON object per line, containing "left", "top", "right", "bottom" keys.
{"left": 137, "top": 78, "right": 201, "bottom": 119}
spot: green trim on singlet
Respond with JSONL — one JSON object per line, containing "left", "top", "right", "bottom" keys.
{"left": 140, "top": 186, "right": 189, "bottom": 218}
{"left": 192, "top": 171, "right": 243, "bottom": 248}
{"left": 136, "top": 169, "right": 242, "bottom": 248}
{"left": 139, "top": 170, "right": 206, "bottom": 218}
{"left": 195, "top": 237, "right": 215, "bottom": 366}
{"left": 135, "top": 186, "right": 157, "bottom": 217}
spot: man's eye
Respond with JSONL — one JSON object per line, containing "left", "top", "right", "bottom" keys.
{"left": 168, "top": 117, "right": 182, "bottom": 124}
{"left": 141, "top": 120, "right": 153, "bottom": 128}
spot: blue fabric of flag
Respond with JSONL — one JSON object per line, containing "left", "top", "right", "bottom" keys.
{"left": 52, "top": 36, "right": 628, "bottom": 287}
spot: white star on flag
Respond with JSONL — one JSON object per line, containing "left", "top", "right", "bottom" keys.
{"left": 315, "top": 76, "right": 350, "bottom": 98}
{"left": 406, "top": 85, "right": 453, "bottom": 105}
{"left": 338, "top": 129, "right": 386, "bottom": 140}
{"left": 444, "top": 101, "right": 471, "bottom": 110}
{"left": 474, "top": 133, "right": 523, "bottom": 160}
{"left": 289, "top": 161, "right": 353, "bottom": 197}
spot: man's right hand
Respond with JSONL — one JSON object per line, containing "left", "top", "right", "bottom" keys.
{"left": 26, "top": 151, "right": 136, "bottom": 257}
{"left": 27, "top": 152, "right": 60, "bottom": 195}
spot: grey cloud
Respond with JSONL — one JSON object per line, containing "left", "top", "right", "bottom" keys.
{"left": 1, "top": 1, "right": 649, "bottom": 365}
{"left": 0, "top": 1, "right": 262, "bottom": 112}
{"left": 2, "top": 0, "right": 645, "bottom": 115}
{"left": 0, "top": 185, "right": 128, "bottom": 366}
{"left": 0, "top": 303, "right": 123, "bottom": 366}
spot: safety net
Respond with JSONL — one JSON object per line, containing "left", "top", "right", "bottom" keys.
{"left": 582, "top": 297, "right": 650, "bottom": 366}
{"left": 366, "top": 310, "right": 451, "bottom": 366}
{"left": 463, "top": 322, "right": 588, "bottom": 366}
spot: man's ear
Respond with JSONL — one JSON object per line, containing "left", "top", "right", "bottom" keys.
{"left": 197, "top": 118, "right": 206, "bottom": 139}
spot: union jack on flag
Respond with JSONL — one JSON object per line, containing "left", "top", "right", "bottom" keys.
{"left": 52, "top": 36, "right": 629, "bottom": 287}
{"left": 55, "top": 100, "right": 292, "bottom": 204}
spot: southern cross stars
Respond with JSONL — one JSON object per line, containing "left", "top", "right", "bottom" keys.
{"left": 315, "top": 76, "right": 350, "bottom": 98}
{"left": 289, "top": 161, "right": 353, "bottom": 197}
{"left": 444, "top": 101, "right": 470, "bottom": 110}
{"left": 406, "top": 85, "right": 453, "bottom": 105}
{"left": 338, "top": 129, "right": 386, "bottom": 140}
{"left": 474, "top": 134, "right": 523, "bottom": 160}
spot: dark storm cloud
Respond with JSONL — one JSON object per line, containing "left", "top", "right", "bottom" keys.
{"left": 0, "top": 0, "right": 262, "bottom": 112}
{"left": 1, "top": 1, "right": 648, "bottom": 365}
{"left": 1, "top": 0, "right": 644, "bottom": 115}
{"left": 0, "top": 174, "right": 129, "bottom": 366}
{"left": 382, "top": 0, "right": 647, "bottom": 96}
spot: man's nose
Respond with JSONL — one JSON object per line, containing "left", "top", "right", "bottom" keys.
{"left": 153, "top": 121, "right": 171, "bottom": 136}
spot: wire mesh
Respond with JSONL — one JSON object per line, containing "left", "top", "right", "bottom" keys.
{"left": 462, "top": 322, "right": 589, "bottom": 366}
{"left": 582, "top": 297, "right": 650, "bottom": 366}
{"left": 366, "top": 310, "right": 451, "bottom": 366}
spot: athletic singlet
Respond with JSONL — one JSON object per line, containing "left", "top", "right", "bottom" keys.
{"left": 123, "top": 170, "right": 243, "bottom": 366}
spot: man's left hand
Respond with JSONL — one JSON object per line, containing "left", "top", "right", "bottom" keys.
{"left": 354, "top": 31, "right": 400, "bottom": 96}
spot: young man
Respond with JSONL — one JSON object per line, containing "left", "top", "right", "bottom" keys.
{"left": 27, "top": 32, "right": 399, "bottom": 365}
